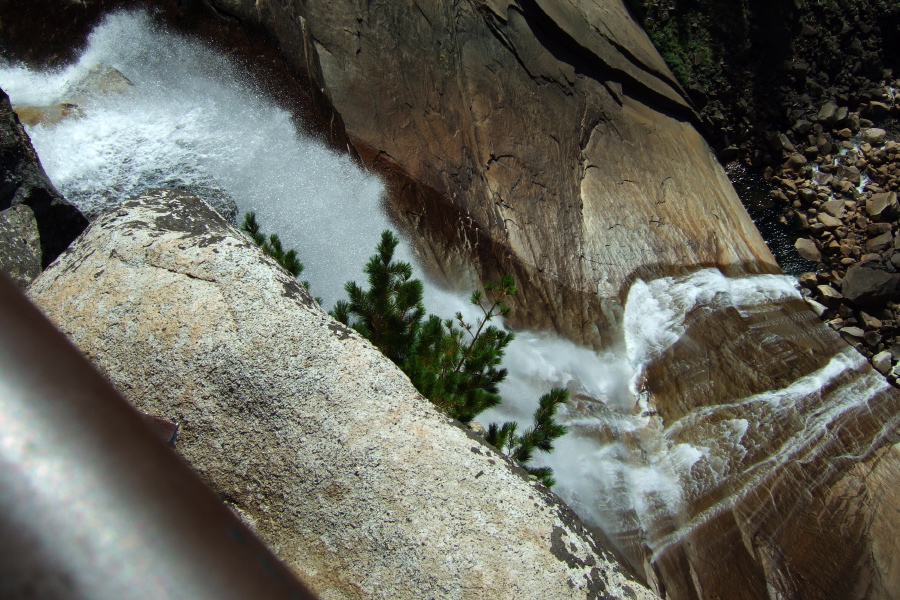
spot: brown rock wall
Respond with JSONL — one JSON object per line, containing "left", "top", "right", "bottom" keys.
{"left": 628, "top": 286, "right": 900, "bottom": 599}
{"left": 204, "top": 0, "right": 778, "bottom": 346}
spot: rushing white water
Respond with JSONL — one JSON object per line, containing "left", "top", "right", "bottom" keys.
{"left": 2, "top": 9, "right": 889, "bottom": 571}
{"left": 1, "top": 11, "right": 386, "bottom": 306}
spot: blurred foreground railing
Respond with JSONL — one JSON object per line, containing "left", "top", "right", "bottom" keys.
{"left": 0, "top": 272, "right": 318, "bottom": 599}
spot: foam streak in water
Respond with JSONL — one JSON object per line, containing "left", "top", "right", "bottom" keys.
{"left": 623, "top": 269, "right": 800, "bottom": 385}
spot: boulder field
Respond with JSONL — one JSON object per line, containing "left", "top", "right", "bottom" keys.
{"left": 27, "top": 189, "right": 656, "bottom": 600}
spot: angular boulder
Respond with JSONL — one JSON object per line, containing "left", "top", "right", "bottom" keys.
{"left": 28, "top": 189, "right": 654, "bottom": 600}
{"left": 842, "top": 262, "right": 900, "bottom": 307}
{"left": 59, "top": 63, "right": 134, "bottom": 103}
{"left": 867, "top": 191, "right": 898, "bottom": 221}
{"left": 794, "top": 237, "right": 821, "bottom": 262}
{"left": 862, "top": 127, "right": 888, "bottom": 146}
{"left": 820, "top": 199, "right": 846, "bottom": 218}
{"left": 867, "top": 231, "right": 893, "bottom": 254}
{"left": 0, "top": 86, "right": 87, "bottom": 266}
{"left": 817, "top": 212, "right": 842, "bottom": 229}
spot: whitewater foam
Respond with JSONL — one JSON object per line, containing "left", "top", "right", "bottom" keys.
{"left": 1, "top": 11, "right": 388, "bottom": 308}
{"left": 622, "top": 269, "right": 801, "bottom": 390}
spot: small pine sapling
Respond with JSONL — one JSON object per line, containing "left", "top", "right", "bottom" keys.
{"left": 334, "top": 232, "right": 569, "bottom": 486}
{"left": 486, "top": 388, "right": 569, "bottom": 487}
{"left": 405, "top": 277, "right": 516, "bottom": 422}
{"left": 241, "top": 212, "right": 319, "bottom": 302}
{"left": 331, "top": 230, "right": 425, "bottom": 365}
{"left": 240, "top": 212, "right": 266, "bottom": 246}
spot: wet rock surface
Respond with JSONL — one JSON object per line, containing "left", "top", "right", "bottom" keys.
{"left": 27, "top": 189, "right": 656, "bottom": 600}
{"left": 633, "top": 282, "right": 900, "bottom": 600}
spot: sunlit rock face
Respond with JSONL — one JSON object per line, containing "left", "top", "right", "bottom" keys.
{"left": 180, "top": 1, "right": 900, "bottom": 595}
{"left": 204, "top": 0, "right": 778, "bottom": 346}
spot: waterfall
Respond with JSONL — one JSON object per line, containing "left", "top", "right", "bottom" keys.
{"left": 0, "top": 10, "right": 385, "bottom": 307}
{"left": 3, "top": 9, "right": 892, "bottom": 583}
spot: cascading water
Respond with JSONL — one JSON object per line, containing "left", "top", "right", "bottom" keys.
{"left": 0, "top": 10, "right": 386, "bottom": 306}
{"left": 4, "top": 10, "right": 895, "bottom": 591}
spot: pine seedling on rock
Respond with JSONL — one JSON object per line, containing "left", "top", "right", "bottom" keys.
{"left": 241, "top": 212, "right": 318, "bottom": 302}
{"left": 331, "top": 230, "right": 425, "bottom": 365}
{"left": 336, "top": 232, "right": 568, "bottom": 486}
{"left": 405, "top": 277, "right": 516, "bottom": 422}
{"left": 486, "top": 388, "right": 569, "bottom": 487}
{"left": 240, "top": 211, "right": 266, "bottom": 246}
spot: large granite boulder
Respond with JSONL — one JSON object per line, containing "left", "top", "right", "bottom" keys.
{"left": 202, "top": 0, "right": 778, "bottom": 346}
{"left": 28, "top": 189, "right": 655, "bottom": 600}
{"left": 0, "top": 86, "right": 87, "bottom": 266}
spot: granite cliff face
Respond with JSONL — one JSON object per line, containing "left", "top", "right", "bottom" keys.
{"left": 203, "top": 0, "right": 778, "bottom": 345}
{"left": 28, "top": 189, "right": 656, "bottom": 600}
{"left": 190, "top": 2, "right": 900, "bottom": 597}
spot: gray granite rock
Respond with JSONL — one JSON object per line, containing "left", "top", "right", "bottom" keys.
{"left": 0, "top": 86, "right": 87, "bottom": 266}
{"left": 28, "top": 189, "right": 654, "bottom": 600}
{"left": 873, "top": 350, "right": 893, "bottom": 375}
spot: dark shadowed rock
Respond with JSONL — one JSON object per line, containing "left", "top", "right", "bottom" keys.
{"left": 837, "top": 164, "right": 861, "bottom": 185}
{"left": 0, "top": 87, "right": 87, "bottom": 266}
{"left": 867, "top": 231, "right": 893, "bottom": 254}
{"left": 842, "top": 262, "right": 900, "bottom": 307}
{"left": 28, "top": 189, "right": 655, "bottom": 600}
{"left": 867, "top": 191, "right": 898, "bottom": 221}
{"left": 0, "top": 204, "right": 41, "bottom": 288}
{"left": 817, "top": 101, "right": 838, "bottom": 122}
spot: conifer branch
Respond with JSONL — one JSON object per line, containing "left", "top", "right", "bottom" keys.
{"left": 241, "top": 213, "right": 307, "bottom": 282}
